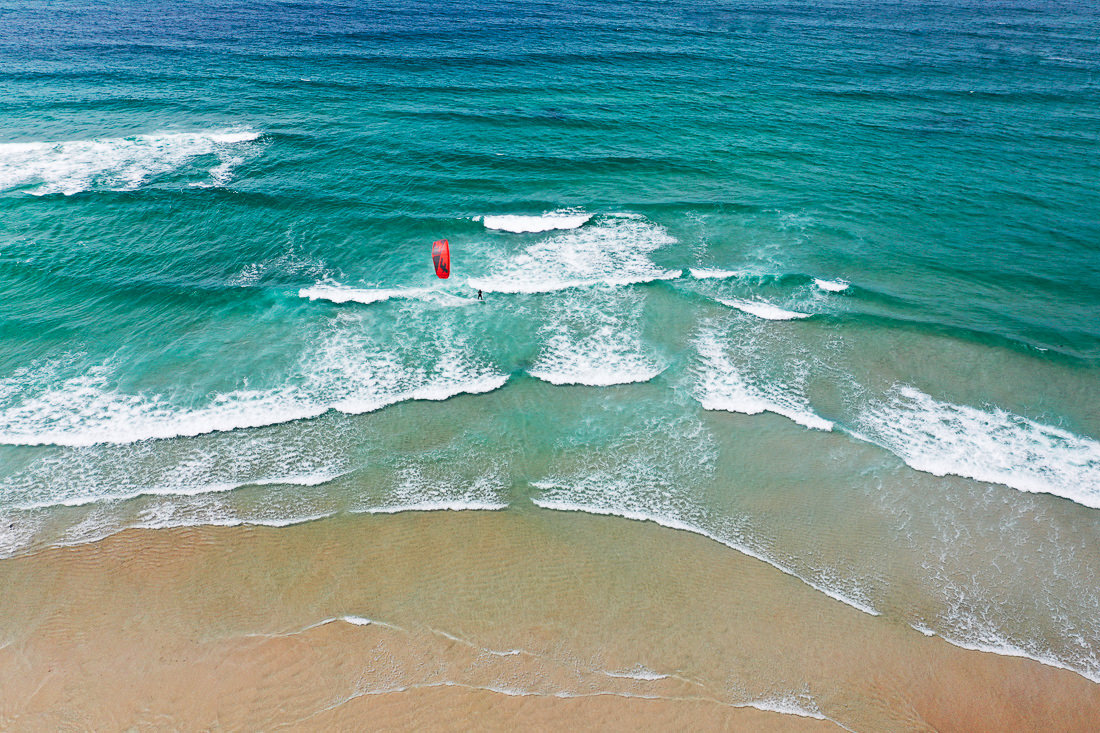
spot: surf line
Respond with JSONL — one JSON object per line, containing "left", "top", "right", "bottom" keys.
{"left": 531, "top": 497, "right": 880, "bottom": 617}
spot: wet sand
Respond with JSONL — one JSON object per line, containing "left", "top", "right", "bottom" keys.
{"left": 1, "top": 508, "right": 1097, "bottom": 730}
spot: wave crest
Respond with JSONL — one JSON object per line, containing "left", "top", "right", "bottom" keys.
{"left": 0, "top": 128, "right": 261, "bottom": 195}
{"left": 0, "top": 328, "right": 507, "bottom": 447}
{"left": 299, "top": 283, "right": 473, "bottom": 306}
{"left": 814, "top": 278, "right": 850, "bottom": 292}
{"left": 469, "top": 213, "right": 679, "bottom": 294}
{"left": 693, "top": 330, "right": 833, "bottom": 431}
{"left": 852, "top": 385, "right": 1100, "bottom": 508}
{"left": 717, "top": 297, "right": 812, "bottom": 321}
{"left": 480, "top": 209, "right": 593, "bottom": 233}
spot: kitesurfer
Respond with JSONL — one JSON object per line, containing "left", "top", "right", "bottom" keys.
{"left": 432, "top": 239, "right": 450, "bottom": 279}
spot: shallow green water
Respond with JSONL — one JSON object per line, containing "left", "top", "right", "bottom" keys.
{"left": 1, "top": 0, "right": 1099, "bottom": 687}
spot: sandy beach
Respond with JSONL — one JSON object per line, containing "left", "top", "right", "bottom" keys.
{"left": 2, "top": 508, "right": 1096, "bottom": 731}
{"left": 4, "top": 0, "right": 1100, "bottom": 729}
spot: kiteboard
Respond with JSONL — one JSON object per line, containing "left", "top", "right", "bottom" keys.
{"left": 432, "top": 239, "right": 450, "bottom": 279}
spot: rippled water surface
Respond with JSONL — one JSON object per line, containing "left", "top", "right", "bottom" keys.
{"left": 1, "top": 0, "right": 1099, "bottom": 687}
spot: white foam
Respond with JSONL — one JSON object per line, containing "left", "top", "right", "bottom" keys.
{"left": 138, "top": 512, "right": 334, "bottom": 531}
{"left": 694, "top": 331, "right": 833, "bottom": 432}
{"left": 688, "top": 268, "right": 743, "bottom": 280}
{"left": 250, "top": 471, "right": 341, "bottom": 488}
{"left": 299, "top": 283, "right": 472, "bottom": 306}
{"left": 308, "top": 321, "right": 509, "bottom": 417}
{"left": 852, "top": 385, "right": 1100, "bottom": 509}
{"left": 602, "top": 668, "right": 668, "bottom": 682}
{"left": 533, "top": 407, "right": 866, "bottom": 614}
{"left": 470, "top": 270, "right": 681, "bottom": 295}
{"left": 341, "top": 615, "right": 375, "bottom": 626}
{"left": 206, "top": 153, "right": 244, "bottom": 186}
{"left": 814, "top": 278, "right": 850, "bottom": 292}
{"left": 122, "top": 485, "right": 341, "bottom": 534}
{"left": 735, "top": 695, "right": 828, "bottom": 721}
{"left": 13, "top": 469, "right": 342, "bottom": 511}
{"left": 0, "top": 461, "right": 506, "bottom": 559}
{"left": 0, "top": 326, "right": 508, "bottom": 446}
{"left": 526, "top": 408, "right": 873, "bottom": 616}
{"left": 0, "top": 128, "right": 261, "bottom": 195}
{"left": 0, "top": 502, "right": 341, "bottom": 561}
{"left": 527, "top": 290, "right": 665, "bottom": 387}
{"left": 1, "top": 455, "right": 510, "bottom": 558}
{"left": 299, "top": 284, "right": 414, "bottom": 305}
{"left": 717, "top": 297, "right": 811, "bottom": 321}
{"left": 468, "top": 213, "right": 679, "bottom": 294}
{"left": 911, "top": 623, "right": 1100, "bottom": 684}
{"left": 427, "top": 628, "right": 527, "bottom": 658}
{"left": 480, "top": 209, "right": 593, "bottom": 233}
{"left": 353, "top": 501, "right": 508, "bottom": 515}
{"left": 350, "top": 463, "right": 510, "bottom": 519}
{"left": 528, "top": 330, "right": 664, "bottom": 386}
{"left": 0, "top": 518, "right": 39, "bottom": 559}
{"left": 0, "top": 402, "right": 354, "bottom": 520}
{"left": 0, "top": 364, "right": 325, "bottom": 447}
{"left": 533, "top": 498, "right": 878, "bottom": 616}
{"left": 248, "top": 615, "right": 402, "bottom": 639}
{"left": 231, "top": 248, "right": 329, "bottom": 287}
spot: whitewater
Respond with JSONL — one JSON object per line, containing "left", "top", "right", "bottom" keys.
{"left": 2, "top": 0, "right": 1099, "bottom": 718}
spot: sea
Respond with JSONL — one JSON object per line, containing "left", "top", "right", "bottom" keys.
{"left": 1, "top": 0, "right": 1099, "bottom": 695}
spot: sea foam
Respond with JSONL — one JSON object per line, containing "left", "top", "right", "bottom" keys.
{"left": 734, "top": 695, "right": 828, "bottom": 721}
{"left": 717, "top": 297, "right": 812, "bottom": 321}
{"left": 530, "top": 410, "right": 875, "bottom": 616}
{"left": 528, "top": 329, "right": 664, "bottom": 386}
{"left": 468, "top": 213, "right": 680, "bottom": 294}
{"left": 0, "top": 128, "right": 261, "bottom": 195}
{"left": 0, "top": 325, "right": 508, "bottom": 447}
{"left": 693, "top": 331, "right": 833, "bottom": 431}
{"left": 352, "top": 464, "right": 510, "bottom": 516}
{"left": 0, "top": 398, "right": 354, "bottom": 513}
{"left": 527, "top": 290, "right": 665, "bottom": 387}
{"left": 911, "top": 622, "right": 1100, "bottom": 684}
{"left": 0, "top": 364, "right": 323, "bottom": 447}
{"left": 814, "top": 278, "right": 850, "bottom": 292}
{"left": 533, "top": 498, "right": 877, "bottom": 616}
{"left": 299, "top": 283, "right": 472, "bottom": 306}
{"left": 0, "top": 431, "right": 511, "bottom": 558}
{"left": 852, "top": 385, "right": 1100, "bottom": 508}
{"left": 688, "top": 268, "right": 744, "bottom": 280}
{"left": 480, "top": 210, "right": 593, "bottom": 233}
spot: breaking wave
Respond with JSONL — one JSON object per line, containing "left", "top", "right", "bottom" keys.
{"left": 851, "top": 385, "right": 1100, "bottom": 509}
{"left": 479, "top": 209, "right": 593, "bottom": 233}
{"left": 0, "top": 128, "right": 261, "bottom": 195}
{"left": 0, "top": 326, "right": 507, "bottom": 447}
{"left": 814, "top": 278, "right": 850, "bottom": 292}
{"left": 717, "top": 297, "right": 812, "bottom": 321}
{"left": 468, "top": 213, "right": 680, "bottom": 294}
{"left": 299, "top": 282, "right": 473, "bottom": 306}
{"left": 527, "top": 289, "right": 665, "bottom": 386}
{"left": 693, "top": 330, "right": 833, "bottom": 431}
{"left": 688, "top": 268, "right": 744, "bottom": 280}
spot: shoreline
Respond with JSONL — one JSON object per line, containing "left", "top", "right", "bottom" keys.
{"left": 1, "top": 508, "right": 1097, "bottom": 730}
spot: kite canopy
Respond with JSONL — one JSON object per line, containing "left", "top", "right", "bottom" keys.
{"left": 432, "top": 239, "right": 450, "bottom": 279}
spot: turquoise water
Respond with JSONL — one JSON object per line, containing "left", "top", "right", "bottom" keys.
{"left": 2, "top": 0, "right": 1099, "bottom": 687}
